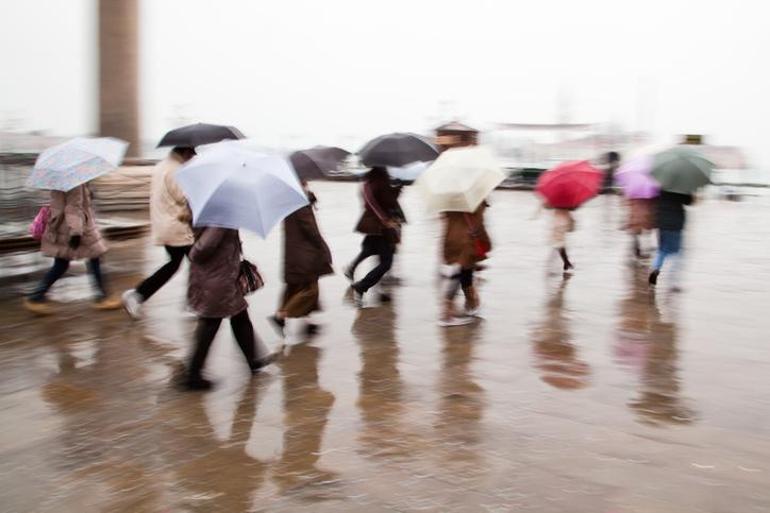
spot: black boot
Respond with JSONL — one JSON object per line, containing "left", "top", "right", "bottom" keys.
{"left": 183, "top": 374, "right": 213, "bottom": 391}
{"left": 648, "top": 269, "right": 660, "bottom": 286}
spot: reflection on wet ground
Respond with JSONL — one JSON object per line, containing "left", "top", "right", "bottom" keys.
{"left": 1, "top": 183, "right": 770, "bottom": 512}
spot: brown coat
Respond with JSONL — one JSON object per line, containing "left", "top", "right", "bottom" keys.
{"left": 283, "top": 205, "right": 333, "bottom": 285}
{"left": 41, "top": 185, "right": 107, "bottom": 260}
{"left": 442, "top": 204, "right": 491, "bottom": 268}
{"left": 187, "top": 227, "right": 248, "bottom": 318}
{"left": 354, "top": 180, "right": 403, "bottom": 235}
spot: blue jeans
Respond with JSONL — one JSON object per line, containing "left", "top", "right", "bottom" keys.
{"left": 652, "top": 230, "right": 682, "bottom": 271}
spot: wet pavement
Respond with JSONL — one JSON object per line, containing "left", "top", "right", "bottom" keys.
{"left": 1, "top": 182, "right": 770, "bottom": 512}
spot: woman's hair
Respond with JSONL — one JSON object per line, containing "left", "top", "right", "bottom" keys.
{"left": 364, "top": 166, "right": 389, "bottom": 185}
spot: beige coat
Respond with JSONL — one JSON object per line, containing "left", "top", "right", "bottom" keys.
{"left": 150, "top": 155, "right": 194, "bottom": 247}
{"left": 41, "top": 185, "right": 107, "bottom": 260}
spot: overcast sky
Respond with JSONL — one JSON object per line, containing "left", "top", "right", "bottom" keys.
{"left": 1, "top": 0, "right": 768, "bottom": 167}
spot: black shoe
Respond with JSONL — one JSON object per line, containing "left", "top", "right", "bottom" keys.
{"left": 304, "top": 323, "right": 320, "bottom": 336}
{"left": 648, "top": 269, "right": 660, "bottom": 286}
{"left": 183, "top": 376, "right": 214, "bottom": 391}
{"left": 378, "top": 292, "right": 392, "bottom": 303}
{"left": 268, "top": 315, "right": 286, "bottom": 337}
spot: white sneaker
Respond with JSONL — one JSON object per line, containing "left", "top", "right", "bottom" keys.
{"left": 438, "top": 316, "right": 474, "bottom": 327}
{"left": 121, "top": 289, "right": 143, "bottom": 320}
{"left": 464, "top": 307, "right": 482, "bottom": 318}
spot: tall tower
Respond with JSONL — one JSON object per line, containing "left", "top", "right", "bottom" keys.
{"left": 98, "top": 0, "right": 140, "bottom": 157}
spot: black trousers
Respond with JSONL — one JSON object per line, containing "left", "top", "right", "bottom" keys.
{"left": 135, "top": 245, "right": 191, "bottom": 301}
{"left": 30, "top": 257, "right": 106, "bottom": 301}
{"left": 188, "top": 309, "right": 257, "bottom": 378}
{"left": 352, "top": 235, "right": 394, "bottom": 293}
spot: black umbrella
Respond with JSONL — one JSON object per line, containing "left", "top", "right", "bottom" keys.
{"left": 156, "top": 123, "right": 245, "bottom": 148}
{"left": 289, "top": 146, "right": 351, "bottom": 181}
{"left": 358, "top": 132, "right": 439, "bottom": 167}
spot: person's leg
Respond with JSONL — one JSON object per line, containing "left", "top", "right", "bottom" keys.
{"left": 667, "top": 231, "right": 684, "bottom": 290}
{"left": 230, "top": 309, "right": 257, "bottom": 370}
{"left": 650, "top": 231, "right": 673, "bottom": 285}
{"left": 30, "top": 258, "right": 70, "bottom": 302}
{"left": 442, "top": 272, "right": 462, "bottom": 319}
{"left": 188, "top": 317, "right": 222, "bottom": 383}
{"left": 346, "top": 236, "right": 377, "bottom": 280}
{"left": 232, "top": 308, "right": 274, "bottom": 365}
{"left": 439, "top": 267, "right": 474, "bottom": 326}
{"left": 460, "top": 268, "right": 478, "bottom": 312}
{"left": 558, "top": 247, "right": 573, "bottom": 271}
{"left": 353, "top": 238, "right": 394, "bottom": 294}
{"left": 86, "top": 257, "right": 108, "bottom": 299}
{"left": 135, "top": 245, "right": 190, "bottom": 301}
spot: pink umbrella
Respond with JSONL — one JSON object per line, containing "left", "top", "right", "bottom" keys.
{"left": 614, "top": 155, "right": 660, "bottom": 199}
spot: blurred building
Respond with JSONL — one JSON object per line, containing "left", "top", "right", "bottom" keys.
{"left": 99, "top": 0, "right": 140, "bottom": 157}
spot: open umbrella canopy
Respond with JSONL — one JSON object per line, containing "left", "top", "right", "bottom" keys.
{"left": 415, "top": 146, "right": 505, "bottom": 213}
{"left": 614, "top": 154, "right": 660, "bottom": 199}
{"left": 289, "top": 146, "right": 350, "bottom": 181}
{"left": 157, "top": 123, "right": 244, "bottom": 148}
{"left": 536, "top": 160, "right": 603, "bottom": 209}
{"left": 358, "top": 132, "right": 439, "bottom": 167}
{"left": 175, "top": 142, "right": 308, "bottom": 238}
{"left": 651, "top": 146, "right": 713, "bottom": 194}
{"left": 26, "top": 137, "right": 128, "bottom": 191}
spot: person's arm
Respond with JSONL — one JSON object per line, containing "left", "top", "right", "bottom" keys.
{"left": 166, "top": 168, "right": 190, "bottom": 207}
{"left": 296, "top": 209, "right": 326, "bottom": 250}
{"left": 189, "top": 228, "right": 226, "bottom": 264}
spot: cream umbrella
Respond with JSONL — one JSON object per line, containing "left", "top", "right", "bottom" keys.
{"left": 415, "top": 146, "right": 505, "bottom": 213}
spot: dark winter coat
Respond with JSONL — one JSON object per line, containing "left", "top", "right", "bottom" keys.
{"left": 656, "top": 191, "right": 693, "bottom": 231}
{"left": 354, "top": 180, "right": 403, "bottom": 235}
{"left": 283, "top": 205, "right": 333, "bottom": 285}
{"left": 188, "top": 227, "right": 248, "bottom": 318}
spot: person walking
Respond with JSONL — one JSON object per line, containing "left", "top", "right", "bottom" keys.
{"left": 185, "top": 226, "right": 274, "bottom": 390}
{"left": 24, "top": 183, "right": 120, "bottom": 314}
{"left": 439, "top": 201, "right": 491, "bottom": 327}
{"left": 269, "top": 183, "right": 333, "bottom": 337}
{"left": 648, "top": 191, "right": 693, "bottom": 290}
{"left": 122, "top": 146, "right": 196, "bottom": 318}
{"left": 347, "top": 167, "right": 403, "bottom": 306}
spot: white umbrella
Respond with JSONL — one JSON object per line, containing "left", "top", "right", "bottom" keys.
{"left": 176, "top": 142, "right": 308, "bottom": 238}
{"left": 26, "top": 137, "right": 128, "bottom": 191}
{"left": 415, "top": 146, "right": 505, "bottom": 213}
{"left": 387, "top": 161, "right": 430, "bottom": 181}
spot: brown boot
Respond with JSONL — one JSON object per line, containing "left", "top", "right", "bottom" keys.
{"left": 93, "top": 296, "right": 122, "bottom": 310}
{"left": 23, "top": 298, "right": 54, "bottom": 316}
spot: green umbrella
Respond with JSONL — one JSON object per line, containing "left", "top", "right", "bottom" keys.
{"left": 651, "top": 146, "right": 714, "bottom": 194}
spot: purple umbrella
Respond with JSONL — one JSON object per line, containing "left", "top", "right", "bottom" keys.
{"left": 614, "top": 155, "right": 660, "bottom": 199}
